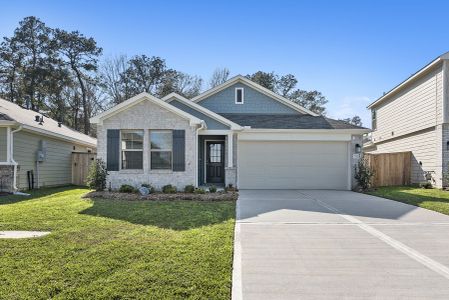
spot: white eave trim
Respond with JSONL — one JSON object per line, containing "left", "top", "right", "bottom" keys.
{"left": 368, "top": 54, "right": 449, "bottom": 109}
{"left": 162, "top": 92, "right": 243, "bottom": 130}
{"left": 91, "top": 92, "right": 204, "bottom": 127}
{"left": 191, "top": 75, "right": 319, "bottom": 116}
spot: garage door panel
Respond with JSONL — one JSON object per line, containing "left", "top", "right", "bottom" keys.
{"left": 238, "top": 141, "right": 349, "bottom": 190}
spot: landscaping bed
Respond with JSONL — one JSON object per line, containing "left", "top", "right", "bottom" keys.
{"left": 83, "top": 190, "right": 238, "bottom": 201}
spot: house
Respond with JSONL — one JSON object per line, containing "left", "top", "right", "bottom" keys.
{"left": 365, "top": 52, "right": 449, "bottom": 188}
{"left": 0, "top": 98, "right": 96, "bottom": 193}
{"left": 91, "top": 75, "right": 368, "bottom": 191}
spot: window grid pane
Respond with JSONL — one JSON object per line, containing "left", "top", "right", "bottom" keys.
{"left": 151, "top": 131, "right": 172, "bottom": 150}
{"left": 151, "top": 151, "right": 172, "bottom": 169}
{"left": 209, "top": 144, "right": 222, "bottom": 163}
{"left": 122, "top": 151, "right": 143, "bottom": 169}
{"left": 121, "top": 131, "right": 143, "bottom": 150}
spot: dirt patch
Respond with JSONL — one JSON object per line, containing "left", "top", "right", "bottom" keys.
{"left": 83, "top": 191, "right": 238, "bottom": 201}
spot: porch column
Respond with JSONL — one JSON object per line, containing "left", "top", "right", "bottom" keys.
{"left": 6, "top": 126, "right": 11, "bottom": 162}
{"left": 227, "top": 132, "right": 233, "bottom": 168}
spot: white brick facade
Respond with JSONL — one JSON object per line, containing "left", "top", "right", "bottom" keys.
{"left": 97, "top": 100, "right": 198, "bottom": 190}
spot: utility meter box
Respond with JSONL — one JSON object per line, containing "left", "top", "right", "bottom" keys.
{"left": 36, "top": 140, "right": 47, "bottom": 162}
{"left": 36, "top": 150, "right": 46, "bottom": 162}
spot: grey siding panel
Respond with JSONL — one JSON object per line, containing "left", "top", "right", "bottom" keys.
{"left": 107, "top": 129, "right": 120, "bottom": 171}
{"left": 198, "top": 82, "right": 301, "bottom": 114}
{"left": 172, "top": 130, "right": 185, "bottom": 172}
{"left": 170, "top": 100, "right": 229, "bottom": 130}
{"left": 368, "top": 128, "right": 436, "bottom": 184}
{"left": 13, "top": 130, "right": 89, "bottom": 189}
{"left": 0, "top": 127, "right": 7, "bottom": 161}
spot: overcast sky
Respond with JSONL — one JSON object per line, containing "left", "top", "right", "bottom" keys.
{"left": 2, "top": 0, "right": 449, "bottom": 127}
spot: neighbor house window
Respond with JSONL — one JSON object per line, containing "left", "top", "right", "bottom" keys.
{"left": 150, "top": 130, "right": 173, "bottom": 169}
{"left": 121, "top": 130, "right": 143, "bottom": 169}
{"left": 235, "top": 87, "right": 244, "bottom": 104}
{"left": 371, "top": 110, "right": 377, "bottom": 130}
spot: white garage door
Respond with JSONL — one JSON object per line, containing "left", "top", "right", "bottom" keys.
{"left": 238, "top": 141, "right": 349, "bottom": 190}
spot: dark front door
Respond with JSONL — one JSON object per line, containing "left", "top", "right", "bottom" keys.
{"left": 206, "top": 141, "right": 225, "bottom": 184}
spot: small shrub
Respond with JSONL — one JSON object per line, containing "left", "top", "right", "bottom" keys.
{"left": 141, "top": 183, "right": 156, "bottom": 193}
{"left": 354, "top": 155, "right": 374, "bottom": 191}
{"left": 194, "top": 188, "right": 206, "bottom": 194}
{"left": 209, "top": 185, "right": 217, "bottom": 193}
{"left": 119, "top": 184, "right": 136, "bottom": 193}
{"left": 86, "top": 159, "right": 108, "bottom": 191}
{"left": 419, "top": 182, "right": 433, "bottom": 189}
{"left": 184, "top": 184, "right": 195, "bottom": 193}
{"left": 162, "top": 184, "right": 177, "bottom": 194}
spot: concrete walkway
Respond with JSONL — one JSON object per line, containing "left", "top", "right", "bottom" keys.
{"left": 232, "top": 190, "right": 449, "bottom": 300}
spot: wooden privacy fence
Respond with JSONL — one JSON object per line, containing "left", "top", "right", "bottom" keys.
{"left": 72, "top": 152, "right": 96, "bottom": 186}
{"left": 365, "top": 152, "right": 412, "bottom": 187}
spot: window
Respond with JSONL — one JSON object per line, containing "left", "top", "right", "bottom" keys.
{"left": 150, "top": 130, "right": 172, "bottom": 169}
{"left": 371, "top": 110, "right": 377, "bottom": 130}
{"left": 235, "top": 87, "right": 244, "bottom": 104}
{"left": 121, "top": 130, "right": 143, "bottom": 169}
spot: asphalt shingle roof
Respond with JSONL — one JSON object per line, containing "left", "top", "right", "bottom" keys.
{"left": 218, "top": 113, "right": 366, "bottom": 130}
{"left": 0, "top": 98, "right": 96, "bottom": 146}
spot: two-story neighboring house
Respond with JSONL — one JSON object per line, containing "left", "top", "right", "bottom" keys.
{"left": 365, "top": 52, "right": 449, "bottom": 188}
{"left": 91, "top": 75, "right": 368, "bottom": 191}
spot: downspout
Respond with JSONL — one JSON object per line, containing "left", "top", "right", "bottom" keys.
{"left": 10, "top": 125, "right": 23, "bottom": 192}
{"left": 195, "top": 121, "right": 206, "bottom": 187}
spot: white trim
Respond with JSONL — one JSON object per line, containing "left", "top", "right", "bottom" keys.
{"left": 227, "top": 133, "right": 233, "bottom": 168}
{"left": 347, "top": 142, "right": 352, "bottom": 191}
{"left": 6, "top": 126, "right": 11, "bottom": 162}
{"left": 161, "top": 92, "right": 242, "bottom": 130}
{"left": 368, "top": 52, "right": 449, "bottom": 109}
{"left": 199, "top": 129, "right": 233, "bottom": 135}
{"left": 443, "top": 61, "right": 449, "bottom": 123}
{"left": 191, "top": 75, "right": 319, "bottom": 116}
{"left": 91, "top": 92, "right": 204, "bottom": 127}
{"left": 235, "top": 87, "right": 244, "bottom": 104}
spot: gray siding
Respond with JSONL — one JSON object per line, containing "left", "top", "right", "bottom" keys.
{"left": 14, "top": 130, "right": 89, "bottom": 189}
{"left": 369, "top": 128, "right": 437, "bottom": 185}
{"left": 198, "top": 82, "right": 301, "bottom": 114}
{"left": 372, "top": 64, "right": 443, "bottom": 144}
{"left": 170, "top": 100, "right": 230, "bottom": 129}
{"left": 0, "top": 127, "right": 6, "bottom": 161}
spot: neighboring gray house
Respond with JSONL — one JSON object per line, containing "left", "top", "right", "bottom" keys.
{"left": 365, "top": 52, "right": 449, "bottom": 188}
{"left": 91, "top": 75, "right": 368, "bottom": 191}
{"left": 0, "top": 98, "right": 96, "bottom": 192}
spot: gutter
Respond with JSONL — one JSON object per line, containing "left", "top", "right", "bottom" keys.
{"left": 194, "top": 121, "right": 206, "bottom": 187}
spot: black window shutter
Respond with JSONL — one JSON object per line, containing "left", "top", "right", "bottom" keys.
{"left": 172, "top": 130, "right": 185, "bottom": 172}
{"left": 107, "top": 129, "right": 120, "bottom": 171}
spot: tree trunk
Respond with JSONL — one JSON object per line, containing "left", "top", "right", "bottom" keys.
{"left": 72, "top": 64, "right": 90, "bottom": 134}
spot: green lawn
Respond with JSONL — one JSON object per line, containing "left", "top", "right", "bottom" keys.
{"left": 367, "top": 186, "right": 449, "bottom": 216}
{"left": 0, "top": 187, "right": 235, "bottom": 299}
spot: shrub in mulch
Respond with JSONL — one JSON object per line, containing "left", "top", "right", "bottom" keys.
{"left": 82, "top": 190, "right": 238, "bottom": 201}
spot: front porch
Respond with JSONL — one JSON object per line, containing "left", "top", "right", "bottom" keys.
{"left": 197, "top": 133, "right": 236, "bottom": 187}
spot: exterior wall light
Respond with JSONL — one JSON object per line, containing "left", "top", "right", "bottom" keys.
{"left": 355, "top": 143, "right": 361, "bottom": 153}
{"left": 446, "top": 141, "right": 449, "bottom": 151}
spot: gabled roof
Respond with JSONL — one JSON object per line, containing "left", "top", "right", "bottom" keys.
{"left": 0, "top": 98, "right": 96, "bottom": 147}
{"left": 219, "top": 113, "right": 369, "bottom": 131}
{"left": 90, "top": 92, "right": 205, "bottom": 127}
{"left": 162, "top": 92, "right": 242, "bottom": 130}
{"left": 191, "top": 75, "right": 319, "bottom": 116}
{"left": 368, "top": 51, "right": 449, "bottom": 109}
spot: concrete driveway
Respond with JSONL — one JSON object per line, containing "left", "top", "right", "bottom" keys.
{"left": 232, "top": 190, "right": 449, "bottom": 300}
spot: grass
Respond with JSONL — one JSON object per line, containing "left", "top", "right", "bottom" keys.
{"left": 367, "top": 186, "right": 449, "bottom": 216}
{"left": 0, "top": 187, "right": 235, "bottom": 299}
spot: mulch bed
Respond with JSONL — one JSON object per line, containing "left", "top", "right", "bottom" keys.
{"left": 82, "top": 191, "right": 238, "bottom": 201}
